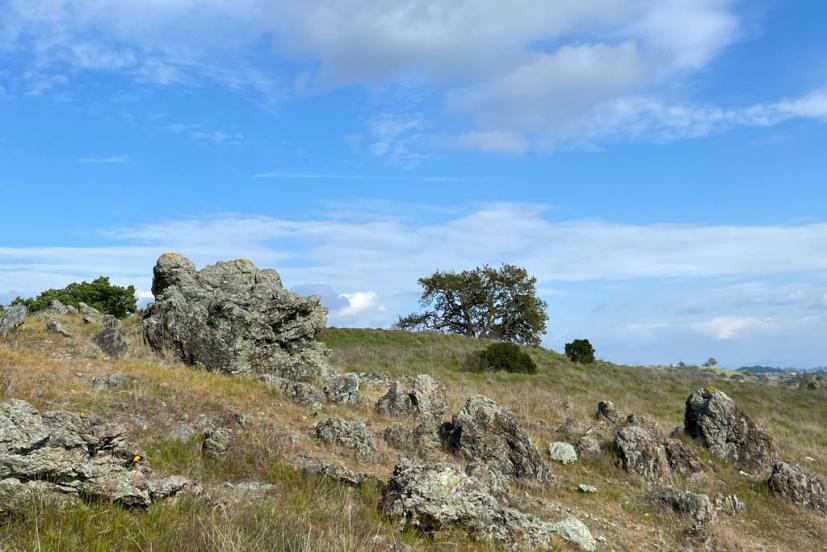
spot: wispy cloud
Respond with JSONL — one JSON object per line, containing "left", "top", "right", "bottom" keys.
{"left": 253, "top": 172, "right": 365, "bottom": 180}
{"left": 77, "top": 155, "right": 128, "bottom": 164}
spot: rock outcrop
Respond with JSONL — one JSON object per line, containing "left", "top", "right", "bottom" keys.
{"left": 324, "top": 374, "right": 363, "bottom": 407}
{"left": 0, "top": 399, "right": 195, "bottom": 511}
{"left": 684, "top": 387, "right": 776, "bottom": 475}
{"left": 92, "top": 315, "right": 128, "bottom": 358}
{"left": 0, "top": 304, "right": 27, "bottom": 337}
{"left": 257, "top": 374, "right": 324, "bottom": 411}
{"left": 375, "top": 375, "right": 447, "bottom": 420}
{"left": 314, "top": 416, "right": 377, "bottom": 459}
{"left": 614, "top": 415, "right": 672, "bottom": 484}
{"left": 767, "top": 461, "right": 827, "bottom": 514}
{"left": 79, "top": 302, "right": 102, "bottom": 324}
{"left": 648, "top": 487, "right": 716, "bottom": 525}
{"left": 379, "top": 460, "right": 595, "bottom": 550}
{"left": 142, "top": 253, "right": 329, "bottom": 378}
{"left": 441, "top": 395, "right": 549, "bottom": 483}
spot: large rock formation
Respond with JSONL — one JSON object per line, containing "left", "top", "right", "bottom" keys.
{"left": 142, "top": 253, "right": 329, "bottom": 378}
{"left": 767, "top": 461, "right": 827, "bottom": 515}
{"left": 441, "top": 395, "right": 549, "bottom": 483}
{"left": 0, "top": 399, "right": 195, "bottom": 511}
{"left": 684, "top": 387, "right": 776, "bottom": 474}
{"left": 375, "top": 375, "right": 447, "bottom": 420}
{"left": 0, "top": 304, "right": 27, "bottom": 337}
{"left": 379, "top": 460, "right": 595, "bottom": 551}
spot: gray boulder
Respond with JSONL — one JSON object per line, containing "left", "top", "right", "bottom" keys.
{"left": 324, "top": 373, "right": 363, "bottom": 407}
{"left": 78, "top": 302, "right": 102, "bottom": 324}
{"left": 441, "top": 395, "right": 549, "bottom": 483}
{"left": 92, "top": 316, "right": 128, "bottom": 358}
{"left": 48, "top": 300, "right": 71, "bottom": 316}
{"left": 0, "top": 399, "right": 192, "bottom": 510}
{"left": 142, "top": 253, "right": 329, "bottom": 378}
{"left": 597, "top": 400, "right": 618, "bottom": 423}
{"left": 295, "top": 456, "right": 378, "bottom": 487}
{"left": 0, "top": 305, "right": 27, "bottom": 337}
{"left": 379, "top": 460, "right": 595, "bottom": 551}
{"left": 648, "top": 487, "right": 716, "bottom": 525}
{"left": 664, "top": 438, "right": 705, "bottom": 475}
{"left": 614, "top": 415, "right": 672, "bottom": 484}
{"left": 577, "top": 424, "right": 612, "bottom": 459}
{"left": 684, "top": 387, "right": 776, "bottom": 475}
{"left": 548, "top": 441, "right": 578, "bottom": 464}
{"left": 45, "top": 319, "right": 72, "bottom": 338}
{"left": 767, "top": 461, "right": 827, "bottom": 514}
{"left": 375, "top": 375, "right": 447, "bottom": 420}
{"left": 383, "top": 423, "right": 414, "bottom": 450}
{"left": 314, "top": 416, "right": 377, "bottom": 458}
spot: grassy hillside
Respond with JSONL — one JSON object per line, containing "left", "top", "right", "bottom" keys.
{"left": 0, "top": 318, "right": 825, "bottom": 550}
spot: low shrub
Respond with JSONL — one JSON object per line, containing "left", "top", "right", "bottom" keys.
{"left": 476, "top": 342, "right": 537, "bottom": 374}
{"left": 11, "top": 276, "right": 137, "bottom": 318}
{"left": 565, "top": 339, "right": 595, "bottom": 364}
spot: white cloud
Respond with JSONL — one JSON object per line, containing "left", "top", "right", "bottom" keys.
{"left": 78, "top": 155, "right": 128, "bottom": 164}
{"left": 691, "top": 316, "right": 777, "bottom": 340}
{"left": 337, "top": 291, "right": 385, "bottom": 317}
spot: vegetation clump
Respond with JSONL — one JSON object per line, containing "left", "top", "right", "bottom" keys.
{"left": 565, "top": 339, "right": 595, "bottom": 364}
{"left": 476, "top": 341, "right": 537, "bottom": 374}
{"left": 11, "top": 276, "right": 137, "bottom": 318}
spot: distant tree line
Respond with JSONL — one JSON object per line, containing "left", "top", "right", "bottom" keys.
{"left": 10, "top": 277, "right": 137, "bottom": 318}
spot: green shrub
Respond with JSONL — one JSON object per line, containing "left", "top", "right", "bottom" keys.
{"left": 477, "top": 342, "right": 537, "bottom": 374}
{"left": 12, "top": 276, "right": 137, "bottom": 318}
{"left": 565, "top": 339, "right": 595, "bottom": 364}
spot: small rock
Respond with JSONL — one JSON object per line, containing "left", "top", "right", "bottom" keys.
{"left": 92, "top": 317, "right": 128, "bottom": 359}
{"left": 577, "top": 484, "right": 598, "bottom": 493}
{"left": 664, "top": 438, "right": 704, "bottom": 475}
{"left": 314, "top": 416, "right": 377, "bottom": 458}
{"left": 48, "top": 300, "right": 71, "bottom": 315}
{"left": 548, "top": 442, "right": 578, "bottom": 465}
{"left": 324, "top": 373, "right": 363, "bottom": 407}
{"left": 295, "top": 456, "right": 377, "bottom": 487}
{"left": 168, "top": 423, "right": 198, "bottom": 442}
{"left": 648, "top": 487, "right": 716, "bottom": 525}
{"left": 107, "top": 373, "right": 131, "bottom": 389}
{"left": 78, "top": 302, "right": 102, "bottom": 324}
{"left": 713, "top": 493, "right": 746, "bottom": 515}
{"left": 596, "top": 400, "right": 618, "bottom": 422}
{"left": 202, "top": 427, "right": 233, "bottom": 458}
{"left": 257, "top": 374, "right": 324, "bottom": 411}
{"left": 383, "top": 422, "right": 414, "bottom": 450}
{"left": 45, "top": 319, "right": 72, "bottom": 338}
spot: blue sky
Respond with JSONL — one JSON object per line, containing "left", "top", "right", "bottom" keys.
{"left": 2, "top": 1, "right": 827, "bottom": 368}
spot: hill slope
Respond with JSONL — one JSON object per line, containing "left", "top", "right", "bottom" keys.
{"left": 0, "top": 317, "right": 825, "bottom": 551}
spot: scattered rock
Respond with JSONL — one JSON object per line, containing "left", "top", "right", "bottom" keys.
{"left": 314, "top": 416, "right": 377, "bottom": 458}
{"left": 577, "top": 484, "right": 598, "bottom": 493}
{"left": 375, "top": 375, "right": 447, "bottom": 420}
{"left": 379, "top": 460, "right": 595, "bottom": 550}
{"left": 48, "top": 300, "right": 71, "bottom": 315}
{"left": 0, "top": 305, "right": 27, "bottom": 337}
{"left": 441, "top": 395, "right": 549, "bottom": 483}
{"left": 145, "top": 475, "right": 200, "bottom": 501}
{"left": 142, "top": 253, "right": 329, "bottom": 378}
{"left": 597, "top": 400, "right": 618, "bottom": 423}
{"left": 548, "top": 441, "right": 578, "bottom": 465}
{"left": 0, "top": 399, "right": 188, "bottom": 510}
{"left": 45, "top": 319, "right": 72, "bottom": 338}
{"left": 767, "top": 461, "right": 827, "bottom": 514}
{"left": 556, "top": 416, "right": 586, "bottom": 437}
{"left": 202, "top": 427, "right": 233, "bottom": 458}
{"left": 323, "top": 373, "right": 363, "bottom": 407}
{"left": 383, "top": 423, "right": 413, "bottom": 450}
{"left": 92, "top": 316, "right": 128, "bottom": 359}
{"left": 78, "top": 302, "right": 102, "bottom": 324}
{"left": 295, "top": 456, "right": 378, "bottom": 487}
{"left": 257, "top": 374, "right": 324, "bottom": 411}
{"left": 577, "top": 425, "right": 612, "bottom": 459}
{"left": 614, "top": 415, "right": 672, "bottom": 484}
{"left": 648, "top": 487, "right": 716, "bottom": 525}
{"left": 713, "top": 493, "right": 746, "bottom": 515}
{"left": 465, "top": 461, "right": 511, "bottom": 506}
{"left": 684, "top": 387, "right": 776, "bottom": 475}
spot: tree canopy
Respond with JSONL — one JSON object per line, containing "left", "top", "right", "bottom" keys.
{"left": 395, "top": 264, "right": 548, "bottom": 345}
{"left": 11, "top": 277, "right": 137, "bottom": 318}
{"left": 565, "top": 339, "right": 595, "bottom": 364}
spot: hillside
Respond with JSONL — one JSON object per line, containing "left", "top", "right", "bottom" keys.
{"left": 0, "top": 314, "right": 825, "bottom": 551}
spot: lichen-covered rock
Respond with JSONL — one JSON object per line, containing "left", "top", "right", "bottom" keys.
{"left": 142, "top": 253, "right": 329, "bottom": 378}
{"left": 295, "top": 456, "right": 378, "bottom": 487}
{"left": 713, "top": 493, "right": 746, "bottom": 515}
{"left": 48, "top": 300, "right": 71, "bottom": 315}
{"left": 684, "top": 387, "right": 776, "bottom": 475}
{"left": 314, "top": 416, "right": 377, "bottom": 458}
{"left": 767, "top": 461, "right": 827, "bottom": 514}
{"left": 614, "top": 415, "right": 672, "bottom": 485}
{"left": 664, "top": 438, "right": 705, "bottom": 475}
{"left": 465, "top": 461, "right": 511, "bottom": 506}
{"left": 577, "top": 424, "right": 612, "bottom": 459}
{"left": 257, "top": 374, "right": 324, "bottom": 411}
{"left": 202, "top": 426, "right": 233, "bottom": 458}
{"left": 0, "top": 399, "right": 188, "bottom": 510}
{"left": 383, "top": 423, "right": 414, "bottom": 450}
{"left": 46, "top": 318, "right": 72, "bottom": 337}
{"left": 375, "top": 375, "right": 447, "bottom": 420}
{"left": 92, "top": 316, "right": 128, "bottom": 359}
{"left": 442, "top": 395, "right": 549, "bottom": 483}
{"left": 324, "top": 373, "right": 363, "bottom": 407}
{"left": 78, "top": 302, "right": 102, "bottom": 324}
{"left": 548, "top": 441, "right": 578, "bottom": 464}
{"left": 379, "top": 460, "right": 595, "bottom": 551}
{"left": 648, "top": 487, "right": 716, "bottom": 525}
{"left": 0, "top": 304, "right": 26, "bottom": 337}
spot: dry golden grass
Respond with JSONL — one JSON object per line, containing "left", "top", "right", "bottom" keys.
{"left": 0, "top": 318, "right": 824, "bottom": 551}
